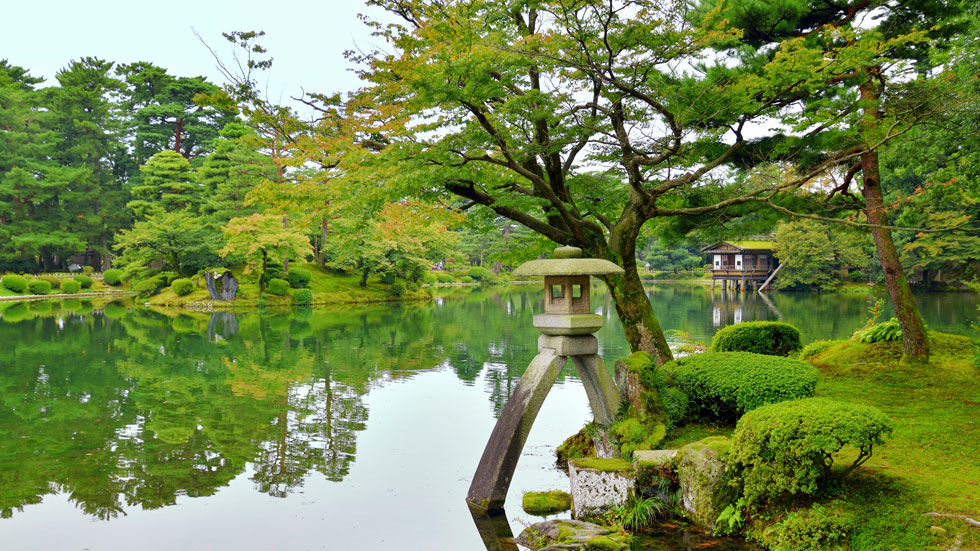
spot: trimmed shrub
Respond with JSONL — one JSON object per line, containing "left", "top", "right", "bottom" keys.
{"left": 267, "top": 278, "right": 290, "bottom": 296}
{"left": 760, "top": 502, "right": 854, "bottom": 551}
{"left": 39, "top": 276, "right": 61, "bottom": 289}
{"left": 82, "top": 265, "right": 94, "bottom": 275}
{"left": 711, "top": 321, "right": 802, "bottom": 356}
{"left": 73, "top": 274, "right": 94, "bottom": 289}
{"left": 171, "top": 278, "right": 195, "bottom": 297}
{"left": 2, "top": 274, "right": 28, "bottom": 293}
{"left": 61, "top": 280, "right": 82, "bottom": 294}
{"left": 852, "top": 317, "right": 902, "bottom": 343}
{"left": 287, "top": 267, "right": 312, "bottom": 289}
{"left": 468, "top": 266, "right": 491, "bottom": 281}
{"left": 28, "top": 279, "right": 52, "bottom": 295}
{"left": 422, "top": 272, "right": 437, "bottom": 285}
{"left": 388, "top": 280, "right": 405, "bottom": 297}
{"left": 133, "top": 276, "right": 164, "bottom": 298}
{"left": 435, "top": 272, "right": 455, "bottom": 284}
{"left": 730, "top": 398, "right": 893, "bottom": 505}
{"left": 661, "top": 352, "right": 817, "bottom": 423}
{"left": 292, "top": 288, "right": 313, "bottom": 306}
{"left": 103, "top": 269, "right": 123, "bottom": 286}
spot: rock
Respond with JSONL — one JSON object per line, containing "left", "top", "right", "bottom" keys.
{"left": 676, "top": 436, "right": 733, "bottom": 529}
{"left": 516, "top": 519, "right": 631, "bottom": 551}
{"left": 929, "top": 525, "right": 947, "bottom": 536}
{"left": 568, "top": 458, "right": 635, "bottom": 519}
{"left": 205, "top": 270, "right": 238, "bottom": 301}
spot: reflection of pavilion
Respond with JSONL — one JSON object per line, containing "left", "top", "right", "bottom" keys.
{"left": 709, "top": 285, "right": 783, "bottom": 327}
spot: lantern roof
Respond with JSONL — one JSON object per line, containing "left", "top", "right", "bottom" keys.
{"left": 512, "top": 247, "right": 624, "bottom": 277}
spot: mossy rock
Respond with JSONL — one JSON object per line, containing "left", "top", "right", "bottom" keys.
{"left": 557, "top": 425, "right": 596, "bottom": 466}
{"left": 516, "top": 520, "right": 631, "bottom": 551}
{"left": 522, "top": 491, "right": 572, "bottom": 516}
{"left": 676, "top": 436, "right": 733, "bottom": 530}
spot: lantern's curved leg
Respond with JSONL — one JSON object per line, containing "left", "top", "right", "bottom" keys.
{"left": 570, "top": 354, "right": 621, "bottom": 426}
{"left": 466, "top": 349, "right": 566, "bottom": 511}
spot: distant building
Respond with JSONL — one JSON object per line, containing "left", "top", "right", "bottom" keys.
{"left": 701, "top": 240, "right": 779, "bottom": 290}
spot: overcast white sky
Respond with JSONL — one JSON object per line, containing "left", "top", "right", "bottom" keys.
{"left": 0, "top": 0, "right": 386, "bottom": 100}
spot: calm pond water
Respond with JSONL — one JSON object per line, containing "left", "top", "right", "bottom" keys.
{"left": 0, "top": 285, "right": 975, "bottom": 550}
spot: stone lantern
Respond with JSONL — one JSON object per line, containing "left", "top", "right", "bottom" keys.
{"left": 467, "top": 246, "right": 624, "bottom": 513}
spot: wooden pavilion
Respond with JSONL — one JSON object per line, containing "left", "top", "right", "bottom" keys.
{"left": 702, "top": 240, "right": 780, "bottom": 291}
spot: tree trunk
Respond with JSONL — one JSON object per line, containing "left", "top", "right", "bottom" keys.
{"left": 259, "top": 249, "right": 268, "bottom": 293}
{"left": 600, "top": 219, "right": 674, "bottom": 366}
{"left": 861, "top": 150, "right": 929, "bottom": 363}
{"left": 859, "top": 76, "right": 929, "bottom": 364}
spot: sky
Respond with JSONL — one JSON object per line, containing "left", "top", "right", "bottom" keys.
{"left": 0, "top": 0, "right": 387, "bottom": 100}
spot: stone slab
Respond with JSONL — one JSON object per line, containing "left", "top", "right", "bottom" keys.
{"left": 533, "top": 313, "right": 604, "bottom": 336}
{"left": 632, "top": 449, "right": 678, "bottom": 465}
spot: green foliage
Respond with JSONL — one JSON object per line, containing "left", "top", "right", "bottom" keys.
{"left": 60, "top": 280, "right": 81, "bottom": 294}
{"left": 715, "top": 497, "right": 746, "bottom": 536}
{"left": 774, "top": 221, "right": 875, "bottom": 291}
{"left": 2, "top": 274, "right": 28, "bottom": 293}
{"left": 662, "top": 352, "right": 817, "bottom": 424}
{"left": 267, "top": 278, "right": 290, "bottom": 296}
{"left": 760, "top": 502, "right": 854, "bottom": 551}
{"left": 730, "top": 398, "right": 893, "bottom": 505}
{"left": 28, "top": 279, "right": 51, "bottom": 295}
{"left": 435, "top": 272, "right": 455, "bottom": 284}
{"left": 114, "top": 211, "right": 222, "bottom": 277}
{"left": 467, "top": 266, "right": 491, "bottom": 281}
{"left": 711, "top": 321, "right": 802, "bottom": 356}
{"left": 39, "top": 276, "right": 61, "bottom": 289}
{"left": 220, "top": 213, "right": 312, "bottom": 291}
{"left": 798, "top": 340, "right": 842, "bottom": 361}
{"left": 133, "top": 276, "right": 165, "bottom": 298}
{"left": 611, "top": 418, "right": 667, "bottom": 458}
{"left": 521, "top": 491, "right": 572, "bottom": 516}
{"left": 82, "top": 266, "right": 94, "bottom": 275}
{"left": 170, "top": 278, "right": 194, "bottom": 297}
{"left": 287, "top": 267, "right": 312, "bottom": 289}
{"left": 103, "top": 269, "right": 123, "bottom": 286}
{"left": 556, "top": 425, "right": 595, "bottom": 465}
{"left": 127, "top": 150, "right": 199, "bottom": 218}
{"left": 292, "top": 288, "right": 313, "bottom": 306}
{"left": 606, "top": 494, "right": 667, "bottom": 531}
{"left": 387, "top": 280, "right": 406, "bottom": 298}
{"left": 72, "top": 274, "right": 93, "bottom": 289}
{"left": 852, "top": 318, "right": 903, "bottom": 343}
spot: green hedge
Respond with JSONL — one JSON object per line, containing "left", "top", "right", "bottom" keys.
{"left": 435, "top": 272, "right": 455, "bottom": 284}
{"left": 287, "top": 267, "right": 312, "bottom": 289}
{"left": 103, "top": 269, "right": 123, "bottom": 286}
{"left": 39, "top": 276, "right": 61, "bottom": 289}
{"left": 711, "top": 321, "right": 802, "bottom": 356}
{"left": 730, "top": 398, "right": 893, "bottom": 505}
{"left": 2, "top": 274, "right": 28, "bottom": 293}
{"left": 267, "top": 278, "right": 290, "bottom": 296}
{"left": 171, "top": 278, "right": 195, "bottom": 297}
{"left": 61, "top": 280, "right": 82, "bottom": 294}
{"left": 73, "top": 274, "right": 94, "bottom": 289}
{"left": 293, "top": 289, "right": 313, "bottom": 306}
{"left": 132, "top": 276, "right": 165, "bottom": 298}
{"left": 661, "top": 352, "right": 817, "bottom": 423}
{"left": 28, "top": 279, "right": 52, "bottom": 295}
{"left": 468, "top": 266, "right": 491, "bottom": 281}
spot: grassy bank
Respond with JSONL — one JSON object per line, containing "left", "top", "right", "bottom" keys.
{"left": 145, "top": 263, "right": 431, "bottom": 309}
{"left": 794, "top": 333, "right": 980, "bottom": 550}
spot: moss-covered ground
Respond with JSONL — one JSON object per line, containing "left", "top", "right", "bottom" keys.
{"left": 795, "top": 333, "right": 980, "bottom": 551}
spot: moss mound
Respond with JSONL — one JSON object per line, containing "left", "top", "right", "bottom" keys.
{"left": 522, "top": 491, "right": 572, "bottom": 516}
